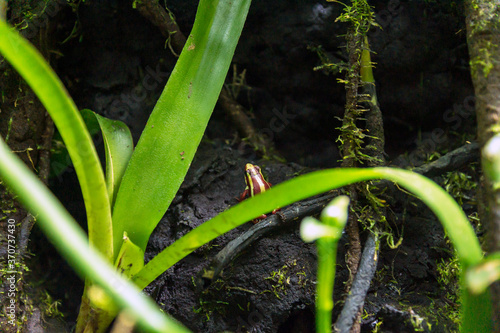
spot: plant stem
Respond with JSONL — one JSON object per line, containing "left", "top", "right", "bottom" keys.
{"left": 316, "top": 235, "right": 337, "bottom": 333}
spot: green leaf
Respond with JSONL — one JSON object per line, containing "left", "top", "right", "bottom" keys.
{"left": 131, "top": 167, "right": 489, "bottom": 332}
{"left": 0, "top": 138, "right": 189, "bottom": 333}
{"left": 0, "top": 19, "right": 113, "bottom": 259}
{"left": 81, "top": 109, "right": 102, "bottom": 136}
{"left": 134, "top": 167, "right": 483, "bottom": 287}
{"left": 115, "top": 232, "right": 145, "bottom": 279}
{"left": 360, "top": 36, "right": 374, "bottom": 83}
{"left": 81, "top": 109, "right": 134, "bottom": 208}
{"left": 111, "top": 0, "right": 252, "bottom": 256}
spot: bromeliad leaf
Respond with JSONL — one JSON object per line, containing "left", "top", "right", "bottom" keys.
{"left": 111, "top": 0, "right": 252, "bottom": 257}
{"left": 132, "top": 167, "right": 482, "bottom": 287}
{"left": 0, "top": 137, "right": 189, "bottom": 333}
{"left": 130, "top": 167, "right": 490, "bottom": 332}
{"left": 50, "top": 109, "right": 101, "bottom": 178}
{"left": 82, "top": 109, "right": 134, "bottom": 208}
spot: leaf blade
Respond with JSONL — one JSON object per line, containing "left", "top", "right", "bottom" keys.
{"left": 112, "top": 0, "right": 252, "bottom": 255}
{"left": 132, "top": 166, "right": 490, "bottom": 331}
{"left": 82, "top": 110, "right": 134, "bottom": 208}
{"left": 0, "top": 138, "right": 189, "bottom": 333}
{"left": 0, "top": 19, "right": 113, "bottom": 259}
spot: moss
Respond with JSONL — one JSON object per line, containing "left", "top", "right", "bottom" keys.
{"left": 262, "top": 260, "right": 297, "bottom": 299}
{"left": 409, "top": 254, "right": 461, "bottom": 332}
{"left": 39, "top": 290, "right": 64, "bottom": 319}
{"left": 441, "top": 171, "right": 477, "bottom": 206}
{"left": 467, "top": 1, "right": 500, "bottom": 78}
{"left": 192, "top": 297, "right": 229, "bottom": 322}
{"left": 470, "top": 43, "right": 497, "bottom": 78}
{"left": 308, "top": 44, "right": 348, "bottom": 75}
{"left": 331, "top": 0, "right": 379, "bottom": 34}
{"left": 225, "top": 64, "right": 249, "bottom": 100}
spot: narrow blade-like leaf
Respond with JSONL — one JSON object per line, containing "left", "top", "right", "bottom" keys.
{"left": 0, "top": 20, "right": 112, "bottom": 259}
{"left": 82, "top": 109, "right": 133, "bottom": 208}
{"left": 112, "top": 0, "right": 252, "bottom": 255}
{"left": 0, "top": 138, "right": 189, "bottom": 333}
{"left": 131, "top": 167, "right": 489, "bottom": 332}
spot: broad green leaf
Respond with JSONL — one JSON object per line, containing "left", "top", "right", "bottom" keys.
{"left": 0, "top": 138, "right": 189, "bottom": 333}
{"left": 82, "top": 109, "right": 133, "bottom": 208}
{"left": 112, "top": 0, "right": 252, "bottom": 256}
{"left": 0, "top": 20, "right": 112, "bottom": 259}
{"left": 132, "top": 167, "right": 489, "bottom": 332}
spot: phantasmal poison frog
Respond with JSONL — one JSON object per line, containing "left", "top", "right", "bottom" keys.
{"left": 239, "top": 163, "right": 279, "bottom": 223}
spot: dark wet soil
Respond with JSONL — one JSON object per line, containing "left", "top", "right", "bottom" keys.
{"left": 18, "top": 0, "right": 479, "bottom": 332}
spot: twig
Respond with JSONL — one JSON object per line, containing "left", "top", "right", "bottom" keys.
{"left": 334, "top": 234, "right": 378, "bottom": 333}
{"left": 134, "top": 0, "right": 186, "bottom": 53}
{"left": 340, "top": 22, "right": 365, "bottom": 333}
{"left": 411, "top": 142, "right": 479, "bottom": 177}
{"left": 461, "top": 4, "right": 500, "bottom": 321}
{"left": 38, "top": 113, "right": 54, "bottom": 186}
{"left": 339, "top": 36, "right": 385, "bottom": 333}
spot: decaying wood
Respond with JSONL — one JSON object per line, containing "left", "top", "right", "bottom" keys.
{"left": 338, "top": 23, "right": 366, "bottom": 333}
{"left": 334, "top": 234, "right": 378, "bottom": 333}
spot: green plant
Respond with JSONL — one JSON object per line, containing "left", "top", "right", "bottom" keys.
{"left": 1, "top": 119, "right": 495, "bottom": 332}
{"left": 436, "top": 256, "right": 462, "bottom": 328}
{"left": 300, "top": 196, "right": 350, "bottom": 333}
{"left": 0, "top": 0, "right": 251, "bottom": 331}
{"left": 293, "top": 168, "right": 492, "bottom": 332}
{"left": 132, "top": 167, "right": 492, "bottom": 332}
{"left": 40, "top": 291, "right": 64, "bottom": 319}
{"left": 466, "top": 252, "right": 500, "bottom": 294}
{"left": 0, "top": 138, "right": 187, "bottom": 332}
{"left": 0, "top": 3, "right": 497, "bottom": 333}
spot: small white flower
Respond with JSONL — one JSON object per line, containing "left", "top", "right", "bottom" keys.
{"left": 300, "top": 196, "right": 350, "bottom": 242}
{"left": 300, "top": 217, "right": 337, "bottom": 243}
{"left": 321, "top": 195, "right": 349, "bottom": 229}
